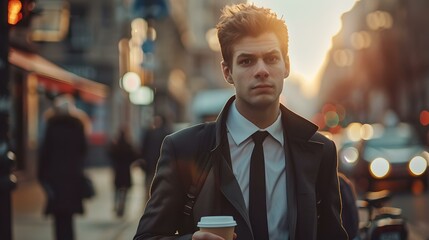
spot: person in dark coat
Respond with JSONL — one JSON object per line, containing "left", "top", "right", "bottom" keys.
{"left": 140, "top": 114, "right": 172, "bottom": 202}
{"left": 108, "top": 126, "right": 138, "bottom": 217}
{"left": 38, "top": 94, "right": 91, "bottom": 240}
{"left": 339, "top": 173, "right": 359, "bottom": 240}
{"left": 134, "top": 4, "right": 348, "bottom": 240}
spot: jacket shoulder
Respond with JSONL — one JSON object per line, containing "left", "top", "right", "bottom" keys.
{"left": 310, "top": 131, "right": 334, "bottom": 144}
{"left": 310, "top": 132, "right": 337, "bottom": 154}
{"left": 165, "top": 122, "right": 216, "bottom": 159}
{"left": 164, "top": 122, "right": 216, "bottom": 192}
{"left": 169, "top": 122, "right": 216, "bottom": 145}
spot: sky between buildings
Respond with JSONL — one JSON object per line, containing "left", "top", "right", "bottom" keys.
{"left": 250, "top": 0, "right": 355, "bottom": 97}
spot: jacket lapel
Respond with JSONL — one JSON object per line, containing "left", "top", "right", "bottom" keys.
{"left": 217, "top": 152, "right": 252, "bottom": 228}
{"left": 281, "top": 105, "right": 323, "bottom": 240}
{"left": 212, "top": 96, "right": 254, "bottom": 235}
{"left": 194, "top": 148, "right": 253, "bottom": 239}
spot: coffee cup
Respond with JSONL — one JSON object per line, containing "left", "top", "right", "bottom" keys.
{"left": 197, "top": 216, "right": 237, "bottom": 240}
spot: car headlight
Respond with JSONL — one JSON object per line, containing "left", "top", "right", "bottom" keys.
{"left": 370, "top": 157, "right": 390, "bottom": 178}
{"left": 340, "top": 147, "right": 359, "bottom": 165}
{"left": 409, "top": 156, "right": 428, "bottom": 176}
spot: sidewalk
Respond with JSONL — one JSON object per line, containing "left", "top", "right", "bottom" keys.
{"left": 12, "top": 166, "right": 428, "bottom": 240}
{"left": 12, "top": 167, "right": 145, "bottom": 240}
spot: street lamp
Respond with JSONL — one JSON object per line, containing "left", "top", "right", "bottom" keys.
{"left": 129, "top": 86, "right": 154, "bottom": 105}
{"left": 120, "top": 71, "right": 141, "bottom": 93}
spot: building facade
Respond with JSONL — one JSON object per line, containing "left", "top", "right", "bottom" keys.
{"left": 317, "top": 0, "right": 429, "bottom": 144}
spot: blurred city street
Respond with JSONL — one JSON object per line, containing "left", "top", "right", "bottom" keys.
{"left": 2, "top": 0, "right": 429, "bottom": 239}
{"left": 11, "top": 165, "right": 429, "bottom": 240}
{"left": 12, "top": 167, "right": 144, "bottom": 240}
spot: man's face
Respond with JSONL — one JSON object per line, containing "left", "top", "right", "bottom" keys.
{"left": 222, "top": 32, "right": 290, "bottom": 112}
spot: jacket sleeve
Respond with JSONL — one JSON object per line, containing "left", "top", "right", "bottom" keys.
{"left": 317, "top": 138, "right": 349, "bottom": 240}
{"left": 133, "top": 134, "right": 194, "bottom": 240}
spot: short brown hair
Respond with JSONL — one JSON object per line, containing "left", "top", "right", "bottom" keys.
{"left": 216, "top": 3, "right": 289, "bottom": 69}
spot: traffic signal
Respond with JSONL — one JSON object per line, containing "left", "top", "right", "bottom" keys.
{"left": 8, "top": 0, "right": 23, "bottom": 25}
{"left": 8, "top": 0, "right": 37, "bottom": 27}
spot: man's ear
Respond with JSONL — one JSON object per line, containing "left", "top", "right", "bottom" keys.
{"left": 284, "top": 55, "right": 290, "bottom": 78}
{"left": 221, "top": 61, "right": 234, "bottom": 84}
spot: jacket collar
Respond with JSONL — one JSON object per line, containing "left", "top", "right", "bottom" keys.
{"left": 213, "top": 95, "right": 319, "bottom": 148}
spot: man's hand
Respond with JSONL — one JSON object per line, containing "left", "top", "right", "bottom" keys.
{"left": 192, "top": 231, "right": 237, "bottom": 240}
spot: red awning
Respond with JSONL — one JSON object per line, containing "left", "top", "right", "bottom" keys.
{"left": 8, "top": 48, "right": 108, "bottom": 104}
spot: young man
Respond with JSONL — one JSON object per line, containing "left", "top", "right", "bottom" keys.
{"left": 134, "top": 3, "right": 348, "bottom": 240}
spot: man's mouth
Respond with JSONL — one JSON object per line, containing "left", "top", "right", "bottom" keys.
{"left": 253, "top": 84, "right": 272, "bottom": 90}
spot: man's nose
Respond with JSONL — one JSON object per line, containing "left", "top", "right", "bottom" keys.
{"left": 254, "top": 60, "right": 269, "bottom": 79}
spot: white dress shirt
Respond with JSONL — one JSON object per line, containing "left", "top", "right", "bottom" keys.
{"left": 226, "top": 101, "right": 288, "bottom": 240}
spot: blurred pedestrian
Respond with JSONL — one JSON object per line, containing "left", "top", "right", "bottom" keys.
{"left": 107, "top": 126, "right": 138, "bottom": 217}
{"left": 37, "top": 94, "right": 92, "bottom": 240}
{"left": 339, "top": 173, "right": 359, "bottom": 239}
{"left": 134, "top": 3, "right": 347, "bottom": 240}
{"left": 139, "top": 114, "right": 172, "bottom": 202}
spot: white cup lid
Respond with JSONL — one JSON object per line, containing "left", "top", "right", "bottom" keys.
{"left": 197, "top": 216, "right": 237, "bottom": 228}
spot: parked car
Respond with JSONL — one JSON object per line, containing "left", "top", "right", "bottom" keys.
{"left": 338, "top": 122, "right": 429, "bottom": 192}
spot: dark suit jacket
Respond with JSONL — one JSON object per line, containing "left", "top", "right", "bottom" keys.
{"left": 134, "top": 96, "right": 348, "bottom": 240}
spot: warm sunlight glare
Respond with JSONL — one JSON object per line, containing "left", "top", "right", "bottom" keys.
{"left": 249, "top": 0, "right": 355, "bottom": 97}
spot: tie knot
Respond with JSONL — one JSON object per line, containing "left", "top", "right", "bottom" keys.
{"left": 252, "top": 131, "right": 269, "bottom": 145}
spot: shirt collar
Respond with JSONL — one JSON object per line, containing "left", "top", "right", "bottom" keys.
{"left": 226, "top": 100, "right": 284, "bottom": 146}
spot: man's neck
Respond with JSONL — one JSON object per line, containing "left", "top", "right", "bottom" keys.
{"left": 235, "top": 101, "right": 280, "bottom": 129}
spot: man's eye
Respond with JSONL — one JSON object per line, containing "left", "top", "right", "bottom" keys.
{"left": 265, "top": 56, "right": 280, "bottom": 64}
{"left": 239, "top": 59, "right": 253, "bottom": 66}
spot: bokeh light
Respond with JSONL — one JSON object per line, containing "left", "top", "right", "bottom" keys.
{"left": 121, "top": 72, "right": 141, "bottom": 93}
{"left": 420, "top": 110, "right": 429, "bottom": 126}
{"left": 347, "top": 122, "right": 363, "bottom": 142}
{"left": 370, "top": 158, "right": 390, "bottom": 178}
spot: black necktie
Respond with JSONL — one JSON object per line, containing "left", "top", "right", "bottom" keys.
{"left": 249, "top": 131, "right": 269, "bottom": 240}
